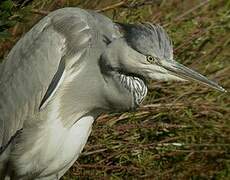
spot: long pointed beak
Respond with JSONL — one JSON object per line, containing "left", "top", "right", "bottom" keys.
{"left": 161, "top": 60, "right": 227, "bottom": 92}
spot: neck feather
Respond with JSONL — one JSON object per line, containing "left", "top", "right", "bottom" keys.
{"left": 116, "top": 73, "right": 147, "bottom": 107}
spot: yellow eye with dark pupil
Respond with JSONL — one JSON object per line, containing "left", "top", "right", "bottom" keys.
{"left": 147, "top": 56, "right": 155, "bottom": 63}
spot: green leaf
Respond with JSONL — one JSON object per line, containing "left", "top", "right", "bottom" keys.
{"left": 0, "top": 0, "right": 14, "bottom": 11}
{"left": 0, "top": 31, "right": 11, "bottom": 39}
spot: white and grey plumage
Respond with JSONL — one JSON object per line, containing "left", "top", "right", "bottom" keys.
{"left": 0, "top": 7, "right": 226, "bottom": 179}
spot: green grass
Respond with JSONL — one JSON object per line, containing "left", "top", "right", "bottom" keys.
{"left": 0, "top": 0, "right": 229, "bottom": 179}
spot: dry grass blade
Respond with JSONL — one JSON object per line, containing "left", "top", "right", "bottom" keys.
{"left": 31, "top": 9, "right": 49, "bottom": 15}
{"left": 95, "top": 1, "right": 126, "bottom": 12}
{"left": 164, "top": 0, "right": 210, "bottom": 27}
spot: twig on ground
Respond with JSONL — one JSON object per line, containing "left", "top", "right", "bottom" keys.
{"left": 115, "top": 123, "right": 189, "bottom": 132}
{"left": 81, "top": 148, "right": 107, "bottom": 156}
{"left": 76, "top": 164, "right": 139, "bottom": 171}
{"left": 96, "top": 0, "right": 159, "bottom": 13}
{"left": 31, "top": 9, "right": 50, "bottom": 15}
{"left": 95, "top": 1, "right": 126, "bottom": 12}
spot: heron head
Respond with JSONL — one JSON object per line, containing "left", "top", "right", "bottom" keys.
{"left": 112, "top": 23, "right": 226, "bottom": 92}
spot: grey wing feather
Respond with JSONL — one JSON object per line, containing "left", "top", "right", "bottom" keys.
{"left": 39, "top": 59, "right": 65, "bottom": 110}
{"left": 0, "top": 8, "right": 92, "bottom": 148}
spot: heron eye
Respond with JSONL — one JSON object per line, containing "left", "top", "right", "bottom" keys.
{"left": 146, "top": 55, "right": 156, "bottom": 64}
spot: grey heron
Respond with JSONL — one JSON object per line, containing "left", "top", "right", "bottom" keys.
{"left": 0, "top": 7, "right": 226, "bottom": 179}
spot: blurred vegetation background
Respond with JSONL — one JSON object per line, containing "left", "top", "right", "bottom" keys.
{"left": 0, "top": 0, "right": 229, "bottom": 179}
